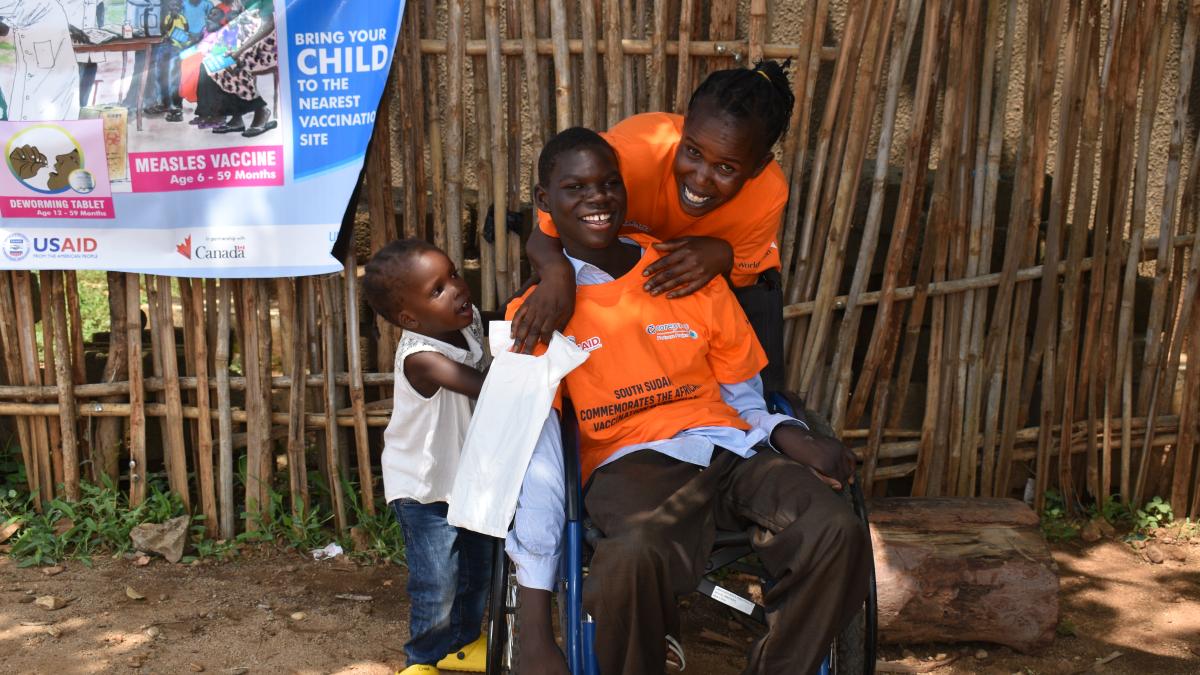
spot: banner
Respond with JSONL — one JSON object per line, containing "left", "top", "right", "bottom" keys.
{"left": 0, "top": 0, "right": 404, "bottom": 277}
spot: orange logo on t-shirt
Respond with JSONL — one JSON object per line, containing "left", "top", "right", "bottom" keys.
{"left": 645, "top": 322, "right": 698, "bottom": 341}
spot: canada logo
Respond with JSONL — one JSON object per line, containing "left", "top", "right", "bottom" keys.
{"left": 176, "top": 235, "right": 192, "bottom": 259}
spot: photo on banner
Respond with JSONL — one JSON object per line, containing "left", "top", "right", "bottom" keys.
{"left": 0, "top": 0, "right": 404, "bottom": 277}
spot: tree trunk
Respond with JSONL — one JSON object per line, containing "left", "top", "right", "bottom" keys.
{"left": 869, "top": 497, "right": 1058, "bottom": 652}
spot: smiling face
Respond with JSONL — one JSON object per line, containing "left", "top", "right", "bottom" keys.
{"left": 673, "top": 101, "right": 773, "bottom": 217}
{"left": 395, "top": 249, "right": 473, "bottom": 337}
{"left": 535, "top": 145, "right": 628, "bottom": 256}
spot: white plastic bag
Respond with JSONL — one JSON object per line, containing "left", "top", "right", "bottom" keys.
{"left": 447, "top": 322, "right": 588, "bottom": 537}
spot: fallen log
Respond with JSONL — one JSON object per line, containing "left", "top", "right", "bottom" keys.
{"left": 869, "top": 497, "right": 1058, "bottom": 652}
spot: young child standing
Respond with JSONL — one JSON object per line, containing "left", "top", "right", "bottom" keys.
{"left": 154, "top": 0, "right": 189, "bottom": 121}
{"left": 363, "top": 239, "right": 492, "bottom": 675}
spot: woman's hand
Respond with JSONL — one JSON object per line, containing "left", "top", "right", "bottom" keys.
{"left": 769, "top": 424, "right": 857, "bottom": 491}
{"left": 510, "top": 265, "right": 575, "bottom": 354}
{"left": 642, "top": 236, "right": 733, "bottom": 298}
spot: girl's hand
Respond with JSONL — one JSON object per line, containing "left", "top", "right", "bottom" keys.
{"left": 510, "top": 265, "right": 576, "bottom": 354}
{"left": 643, "top": 236, "right": 733, "bottom": 298}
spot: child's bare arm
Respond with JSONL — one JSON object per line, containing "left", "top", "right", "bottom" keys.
{"left": 403, "top": 351, "right": 486, "bottom": 399}
{"left": 642, "top": 236, "right": 733, "bottom": 298}
{"left": 512, "top": 229, "right": 577, "bottom": 354}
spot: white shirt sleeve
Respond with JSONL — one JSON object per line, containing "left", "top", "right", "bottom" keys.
{"left": 719, "top": 375, "right": 807, "bottom": 451}
{"left": 504, "top": 410, "right": 565, "bottom": 591}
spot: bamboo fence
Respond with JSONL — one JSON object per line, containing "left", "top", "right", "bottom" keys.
{"left": 1, "top": 0, "right": 1199, "bottom": 537}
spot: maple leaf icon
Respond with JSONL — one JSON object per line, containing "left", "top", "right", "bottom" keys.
{"left": 176, "top": 236, "right": 192, "bottom": 259}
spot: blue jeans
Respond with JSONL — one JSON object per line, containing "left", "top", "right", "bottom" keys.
{"left": 153, "top": 44, "right": 182, "bottom": 109}
{"left": 391, "top": 499, "right": 492, "bottom": 666}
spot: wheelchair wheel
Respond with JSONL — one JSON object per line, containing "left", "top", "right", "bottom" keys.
{"left": 831, "top": 482, "right": 878, "bottom": 675}
{"left": 768, "top": 393, "right": 878, "bottom": 674}
{"left": 831, "top": 602, "right": 871, "bottom": 674}
{"left": 486, "top": 539, "right": 519, "bottom": 675}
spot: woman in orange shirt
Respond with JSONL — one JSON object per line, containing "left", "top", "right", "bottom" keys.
{"left": 513, "top": 60, "right": 795, "bottom": 361}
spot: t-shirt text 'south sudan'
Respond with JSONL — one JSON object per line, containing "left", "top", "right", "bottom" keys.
{"left": 506, "top": 232, "right": 768, "bottom": 481}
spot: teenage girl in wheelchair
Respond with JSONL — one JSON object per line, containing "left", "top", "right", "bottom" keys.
{"left": 490, "top": 127, "right": 877, "bottom": 675}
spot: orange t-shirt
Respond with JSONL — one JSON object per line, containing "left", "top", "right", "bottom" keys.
{"left": 537, "top": 112, "right": 787, "bottom": 287}
{"left": 506, "top": 233, "right": 768, "bottom": 481}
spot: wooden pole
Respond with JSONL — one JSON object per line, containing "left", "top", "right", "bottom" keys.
{"left": 49, "top": 272, "right": 80, "bottom": 501}
{"left": 784, "top": 0, "right": 869, "bottom": 390}
{"left": 38, "top": 272, "right": 63, "bottom": 491}
{"left": 798, "top": 0, "right": 894, "bottom": 405}
{"left": 240, "top": 280, "right": 266, "bottom": 528}
{"left": 827, "top": 0, "right": 921, "bottom": 432}
{"left": 748, "top": 0, "right": 766, "bottom": 64}
{"left": 343, "top": 254, "right": 375, "bottom": 515}
{"left": 155, "top": 276, "right": 190, "bottom": 509}
{"left": 1113, "top": 5, "right": 1170, "bottom": 500}
{"left": 550, "top": 0, "right": 573, "bottom": 129}
{"left": 579, "top": 0, "right": 600, "bottom": 127}
{"left": 521, "top": 0, "right": 548, "bottom": 220}
{"left": 188, "top": 279, "right": 218, "bottom": 537}
{"left": 504, "top": 0, "right": 523, "bottom": 293}
{"left": 214, "top": 280, "right": 235, "bottom": 538}
{"left": 13, "top": 272, "right": 52, "bottom": 503}
{"left": 779, "top": 0, "right": 829, "bottom": 289}
{"left": 604, "top": 0, "right": 623, "bottom": 126}
{"left": 319, "top": 276, "right": 348, "bottom": 532}
{"left": 125, "top": 274, "right": 146, "bottom": 506}
{"left": 445, "top": 0, "right": 466, "bottom": 268}
{"left": 285, "top": 278, "right": 310, "bottom": 522}
{"left": 843, "top": 0, "right": 944, "bottom": 430}
{"left": 0, "top": 273, "right": 36, "bottom": 497}
{"left": 468, "top": 0, "right": 495, "bottom": 311}
{"left": 485, "top": 0, "right": 511, "bottom": 301}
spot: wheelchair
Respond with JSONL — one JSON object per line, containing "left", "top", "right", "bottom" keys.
{"left": 485, "top": 270, "right": 878, "bottom": 674}
{"left": 485, "top": 394, "right": 877, "bottom": 674}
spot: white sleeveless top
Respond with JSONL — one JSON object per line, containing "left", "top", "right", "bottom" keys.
{"left": 382, "top": 307, "right": 488, "bottom": 504}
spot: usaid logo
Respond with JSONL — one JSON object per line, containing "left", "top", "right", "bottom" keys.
{"left": 567, "top": 335, "right": 603, "bottom": 352}
{"left": 3, "top": 233, "right": 30, "bottom": 261}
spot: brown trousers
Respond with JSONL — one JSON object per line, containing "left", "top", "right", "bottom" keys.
{"left": 581, "top": 449, "right": 871, "bottom": 675}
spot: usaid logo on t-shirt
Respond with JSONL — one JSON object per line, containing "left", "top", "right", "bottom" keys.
{"left": 645, "top": 322, "right": 699, "bottom": 341}
{"left": 567, "top": 335, "right": 604, "bottom": 352}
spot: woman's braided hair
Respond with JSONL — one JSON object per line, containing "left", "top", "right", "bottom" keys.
{"left": 687, "top": 59, "right": 795, "bottom": 156}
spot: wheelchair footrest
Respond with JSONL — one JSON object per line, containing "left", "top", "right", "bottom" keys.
{"left": 696, "top": 577, "right": 766, "bottom": 624}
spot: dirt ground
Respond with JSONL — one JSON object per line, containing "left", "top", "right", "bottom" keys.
{"left": 1, "top": 536, "right": 1198, "bottom": 675}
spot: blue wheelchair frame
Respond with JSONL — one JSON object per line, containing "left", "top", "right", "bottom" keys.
{"left": 554, "top": 394, "right": 876, "bottom": 675}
